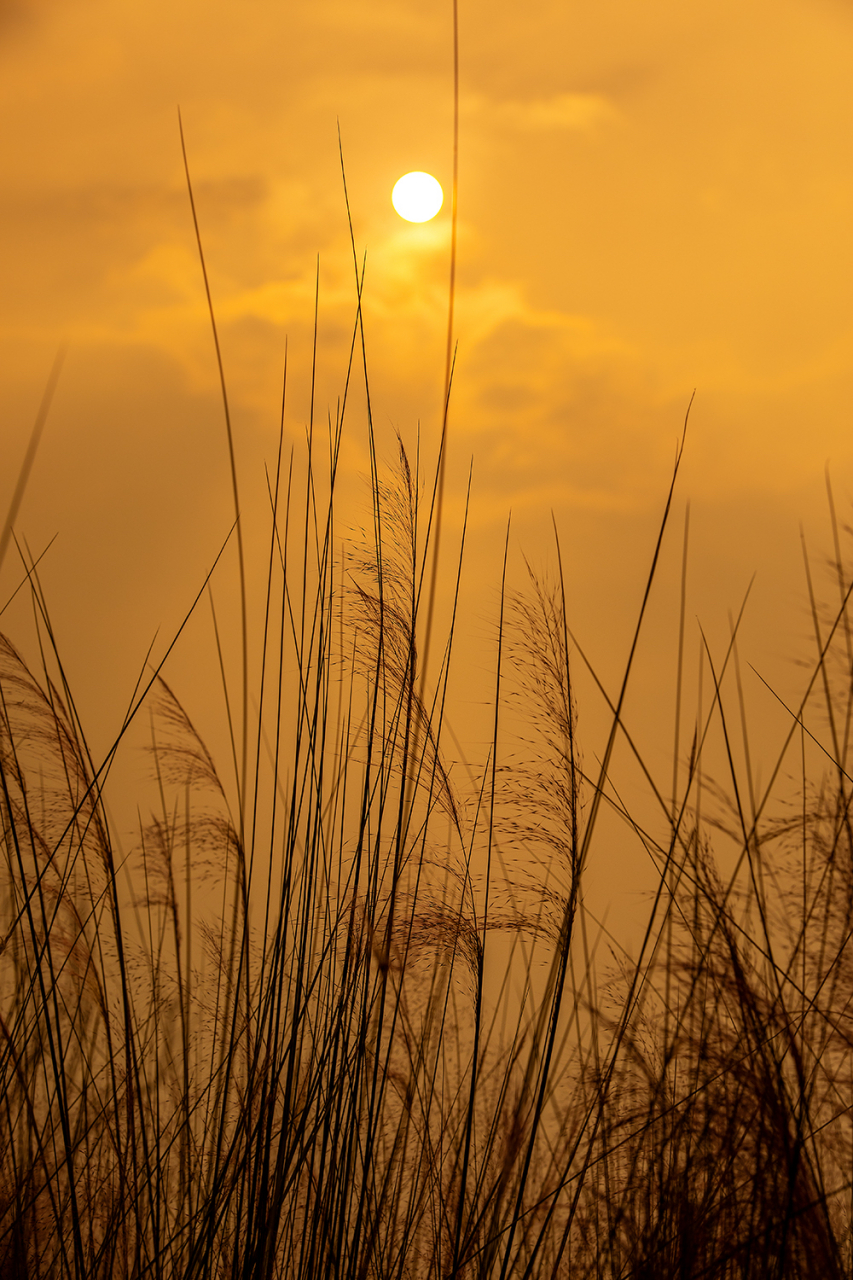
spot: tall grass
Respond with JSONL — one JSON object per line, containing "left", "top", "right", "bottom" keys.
{"left": 3, "top": 212, "right": 853, "bottom": 1280}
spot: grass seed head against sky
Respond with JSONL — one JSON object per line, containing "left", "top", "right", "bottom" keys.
{"left": 2, "top": 0, "right": 853, "bottom": 927}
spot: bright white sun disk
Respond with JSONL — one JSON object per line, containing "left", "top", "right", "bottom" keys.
{"left": 392, "top": 172, "right": 443, "bottom": 223}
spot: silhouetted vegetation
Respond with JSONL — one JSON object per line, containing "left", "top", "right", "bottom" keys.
{"left": 3, "top": 195, "right": 853, "bottom": 1279}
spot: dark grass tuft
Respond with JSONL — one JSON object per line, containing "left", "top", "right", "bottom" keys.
{"left": 4, "top": 202, "right": 853, "bottom": 1280}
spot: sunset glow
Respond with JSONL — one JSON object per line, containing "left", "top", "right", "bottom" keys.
{"left": 4, "top": 3, "right": 853, "bottom": 1269}
{"left": 1, "top": 0, "right": 852, "bottom": 945}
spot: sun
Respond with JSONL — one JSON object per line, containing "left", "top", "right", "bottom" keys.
{"left": 391, "top": 172, "right": 444, "bottom": 223}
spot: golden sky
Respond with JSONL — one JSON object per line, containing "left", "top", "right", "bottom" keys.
{"left": 2, "top": 0, "right": 853, "bottom": 937}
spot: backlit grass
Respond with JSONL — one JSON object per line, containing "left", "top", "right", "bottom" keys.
{"left": 2, "top": 190, "right": 853, "bottom": 1280}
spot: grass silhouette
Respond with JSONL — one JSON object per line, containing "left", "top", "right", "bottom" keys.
{"left": 3, "top": 172, "right": 853, "bottom": 1280}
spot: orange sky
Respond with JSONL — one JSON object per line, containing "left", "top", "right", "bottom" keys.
{"left": 2, "top": 0, "right": 853, "bottom": 942}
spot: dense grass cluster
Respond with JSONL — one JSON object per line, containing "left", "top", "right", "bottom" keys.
{"left": 4, "top": 219, "right": 853, "bottom": 1279}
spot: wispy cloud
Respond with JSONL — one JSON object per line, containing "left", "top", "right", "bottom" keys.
{"left": 466, "top": 90, "right": 618, "bottom": 133}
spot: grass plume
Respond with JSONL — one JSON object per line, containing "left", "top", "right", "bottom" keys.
{"left": 3, "top": 205, "right": 853, "bottom": 1280}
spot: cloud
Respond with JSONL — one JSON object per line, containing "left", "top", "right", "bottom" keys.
{"left": 467, "top": 91, "right": 618, "bottom": 133}
{"left": 0, "top": 0, "right": 78, "bottom": 41}
{"left": 428, "top": 278, "right": 685, "bottom": 523}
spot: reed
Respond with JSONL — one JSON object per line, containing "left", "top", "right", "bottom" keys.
{"left": 2, "top": 200, "right": 853, "bottom": 1280}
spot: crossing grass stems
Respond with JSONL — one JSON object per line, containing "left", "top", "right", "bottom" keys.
{"left": 2, "top": 185, "right": 853, "bottom": 1280}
